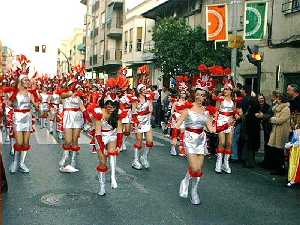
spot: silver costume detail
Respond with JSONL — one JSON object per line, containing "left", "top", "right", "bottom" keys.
{"left": 184, "top": 110, "right": 209, "bottom": 155}
{"left": 13, "top": 93, "right": 32, "bottom": 132}
{"left": 63, "top": 96, "right": 84, "bottom": 129}
{"left": 135, "top": 100, "right": 151, "bottom": 133}
{"left": 217, "top": 99, "right": 234, "bottom": 133}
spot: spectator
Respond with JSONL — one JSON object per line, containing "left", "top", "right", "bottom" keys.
{"left": 287, "top": 84, "right": 300, "bottom": 129}
{"left": 151, "top": 85, "right": 160, "bottom": 127}
{"left": 268, "top": 93, "right": 290, "bottom": 175}
{"left": 256, "top": 94, "right": 273, "bottom": 169}
{"left": 240, "top": 95, "right": 261, "bottom": 168}
{"left": 160, "top": 87, "right": 170, "bottom": 128}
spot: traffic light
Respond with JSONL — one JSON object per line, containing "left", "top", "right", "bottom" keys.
{"left": 42, "top": 45, "right": 46, "bottom": 53}
{"left": 246, "top": 45, "right": 263, "bottom": 93}
{"left": 246, "top": 45, "right": 263, "bottom": 66}
{"left": 35, "top": 46, "right": 39, "bottom": 52}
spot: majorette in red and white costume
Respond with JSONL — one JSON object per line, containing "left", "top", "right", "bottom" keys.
{"left": 116, "top": 67, "right": 133, "bottom": 151}
{"left": 2, "top": 54, "right": 40, "bottom": 174}
{"left": 172, "top": 75, "right": 232, "bottom": 205}
{"left": 87, "top": 76, "right": 125, "bottom": 196}
{"left": 58, "top": 67, "right": 90, "bottom": 173}
{"left": 170, "top": 75, "right": 192, "bottom": 157}
{"left": 87, "top": 84, "right": 104, "bottom": 154}
{"left": 212, "top": 78, "right": 239, "bottom": 174}
{"left": 37, "top": 77, "right": 51, "bottom": 129}
{"left": 131, "top": 65, "right": 154, "bottom": 170}
{"left": 48, "top": 84, "right": 61, "bottom": 134}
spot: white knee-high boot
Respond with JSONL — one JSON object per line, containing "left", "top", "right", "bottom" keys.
{"left": 179, "top": 170, "right": 191, "bottom": 198}
{"left": 190, "top": 177, "right": 201, "bottom": 205}
{"left": 10, "top": 138, "right": 16, "bottom": 156}
{"left": 215, "top": 153, "right": 223, "bottom": 173}
{"left": 59, "top": 146, "right": 70, "bottom": 167}
{"left": 132, "top": 146, "right": 142, "bottom": 170}
{"left": 19, "top": 149, "right": 30, "bottom": 173}
{"left": 140, "top": 147, "right": 150, "bottom": 169}
{"left": 222, "top": 153, "right": 231, "bottom": 174}
{"left": 49, "top": 120, "right": 54, "bottom": 133}
{"left": 110, "top": 156, "right": 117, "bottom": 189}
{"left": 97, "top": 165, "right": 108, "bottom": 196}
{"left": 9, "top": 151, "right": 19, "bottom": 173}
{"left": 170, "top": 145, "right": 177, "bottom": 156}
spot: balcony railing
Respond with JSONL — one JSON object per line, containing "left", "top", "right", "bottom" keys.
{"left": 105, "top": 49, "right": 122, "bottom": 62}
{"left": 282, "top": 0, "right": 300, "bottom": 14}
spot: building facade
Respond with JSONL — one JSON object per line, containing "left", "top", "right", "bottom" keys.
{"left": 1, "top": 45, "right": 14, "bottom": 75}
{"left": 81, "top": 0, "right": 123, "bottom": 77}
{"left": 238, "top": 0, "right": 300, "bottom": 97}
{"left": 57, "top": 28, "right": 85, "bottom": 75}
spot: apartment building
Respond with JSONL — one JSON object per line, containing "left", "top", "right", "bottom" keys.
{"left": 81, "top": 0, "right": 123, "bottom": 77}
{"left": 57, "top": 28, "right": 85, "bottom": 75}
{"left": 122, "top": 0, "right": 160, "bottom": 86}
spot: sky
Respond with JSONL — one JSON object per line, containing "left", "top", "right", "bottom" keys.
{"left": 0, "top": 0, "right": 86, "bottom": 75}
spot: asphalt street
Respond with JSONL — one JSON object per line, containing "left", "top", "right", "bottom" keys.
{"left": 2, "top": 127, "right": 300, "bottom": 225}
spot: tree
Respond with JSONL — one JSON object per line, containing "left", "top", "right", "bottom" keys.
{"left": 152, "top": 17, "right": 243, "bottom": 78}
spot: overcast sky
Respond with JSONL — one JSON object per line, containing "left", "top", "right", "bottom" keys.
{"left": 0, "top": 0, "right": 86, "bottom": 74}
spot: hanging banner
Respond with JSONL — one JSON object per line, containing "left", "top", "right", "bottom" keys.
{"left": 244, "top": 1, "right": 268, "bottom": 40}
{"left": 206, "top": 4, "right": 228, "bottom": 41}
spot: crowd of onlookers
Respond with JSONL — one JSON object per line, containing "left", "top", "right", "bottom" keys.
{"left": 151, "top": 83, "right": 300, "bottom": 187}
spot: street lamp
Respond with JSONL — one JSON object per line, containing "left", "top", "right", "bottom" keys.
{"left": 85, "top": 13, "right": 97, "bottom": 79}
{"left": 58, "top": 48, "right": 71, "bottom": 73}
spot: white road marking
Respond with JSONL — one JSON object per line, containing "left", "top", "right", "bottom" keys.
{"left": 78, "top": 133, "right": 91, "bottom": 144}
{"left": 35, "top": 128, "right": 58, "bottom": 144}
{"left": 116, "top": 167, "right": 149, "bottom": 194}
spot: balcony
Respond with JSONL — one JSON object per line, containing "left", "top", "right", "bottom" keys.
{"left": 142, "top": 41, "right": 155, "bottom": 61}
{"left": 106, "top": 23, "right": 122, "bottom": 39}
{"left": 282, "top": 0, "right": 300, "bottom": 14}
{"left": 107, "top": 0, "right": 123, "bottom": 8}
{"left": 104, "top": 49, "right": 122, "bottom": 65}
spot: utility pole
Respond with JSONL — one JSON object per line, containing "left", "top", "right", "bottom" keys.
{"left": 231, "top": 0, "right": 241, "bottom": 84}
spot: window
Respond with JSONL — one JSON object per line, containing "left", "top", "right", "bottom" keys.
{"left": 124, "top": 31, "right": 128, "bottom": 53}
{"left": 293, "top": 0, "right": 300, "bottom": 9}
{"left": 101, "top": 13, "right": 105, "bottom": 26}
{"left": 129, "top": 28, "right": 133, "bottom": 52}
{"left": 100, "top": 41, "right": 104, "bottom": 56}
{"left": 282, "top": 0, "right": 300, "bottom": 14}
{"left": 136, "top": 27, "right": 143, "bottom": 52}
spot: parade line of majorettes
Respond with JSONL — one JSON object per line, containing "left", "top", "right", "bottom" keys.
{"left": 0, "top": 55, "right": 238, "bottom": 205}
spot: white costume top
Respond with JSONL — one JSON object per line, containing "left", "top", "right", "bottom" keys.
{"left": 184, "top": 110, "right": 209, "bottom": 155}
{"left": 217, "top": 99, "right": 234, "bottom": 133}
{"left": 135, "top": 99, "right": 152, "bottom": 133}
{"left": 13, "top": 93, "right": 32, "bottom": 132}
{"left": 63, "top": 96, "right": 83, "bottom": 129}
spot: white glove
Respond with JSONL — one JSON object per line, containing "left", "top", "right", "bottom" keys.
{"left": 270, "top": 117, "right": 276, "bottom": 124}
{"left": 285, "top": 142, "right": 293, "bottom": 149}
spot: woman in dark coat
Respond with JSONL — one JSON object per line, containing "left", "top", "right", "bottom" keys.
{"left": 240, "top": 95, "right": 261, "bottom": 168}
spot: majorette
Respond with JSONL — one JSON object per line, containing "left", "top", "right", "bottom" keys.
{"left": 87, "top": 75, "right": 127, "bottom": 195}
{"left": 131, "top": 64, "right": 154, "bottom": 170}
{"left": 3, "top": 54, "right": 40, "bottom": 174}
{"left": 173, "top": 73, "right": 233, "bottom": 205}
{"left": 58, "top": 67, "right": 90, "bottom": 173}
{"left": 170, "top": 75, "right": 192, "bottom": 157}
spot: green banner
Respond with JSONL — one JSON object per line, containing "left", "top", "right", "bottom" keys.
{"left": 244, "top": 1, "right": 268, "bottom": 40}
